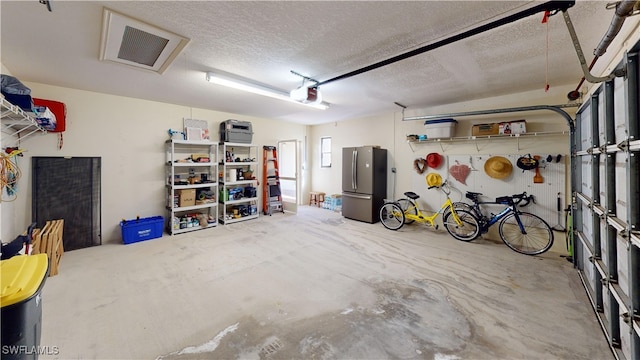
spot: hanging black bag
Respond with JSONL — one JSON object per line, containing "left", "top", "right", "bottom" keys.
{"left": 516, "top": 154, "right": 539, "bottom": 171}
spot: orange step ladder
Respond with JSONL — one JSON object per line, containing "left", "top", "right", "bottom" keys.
{"left": 262, "top": 146, "right": 283, "bottom": 215}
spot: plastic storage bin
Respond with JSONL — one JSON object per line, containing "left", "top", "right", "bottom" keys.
{"left": 120, "top": 216, "right": 164, "bottom": 244}
{"left": 1, "top": 254, "right": 50, "bottom": 359}
{"left": 424, "top": 118, "right": 457, "bottom": 139}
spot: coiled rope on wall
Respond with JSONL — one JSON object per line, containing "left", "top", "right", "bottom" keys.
{"left": 1, "top": 149, "right": 24, "bottom": 202}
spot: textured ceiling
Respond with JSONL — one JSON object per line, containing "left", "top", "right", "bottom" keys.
{"left": 1, "top": 1, "right": 635, "bottom": 125}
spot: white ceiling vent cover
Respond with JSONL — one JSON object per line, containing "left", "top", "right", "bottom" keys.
{"left": 99, "top": 8, "right": 190, "bottom": 74}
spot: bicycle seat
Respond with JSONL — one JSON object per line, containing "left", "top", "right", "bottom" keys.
{"left": 465, "top": 191, "right": 482, "bottom": 200}
{"left": 404, "top": 191, "right": 419, "bottom": 200}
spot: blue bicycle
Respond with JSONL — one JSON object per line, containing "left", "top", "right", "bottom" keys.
{"left": 454, "top": 191, "right": 554, "bottom": 255}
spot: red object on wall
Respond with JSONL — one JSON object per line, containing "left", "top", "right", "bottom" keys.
{"left": 32, "top": 98, "right": 66, "bottom": 132}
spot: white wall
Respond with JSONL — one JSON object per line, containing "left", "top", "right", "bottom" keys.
{"left": 1, "top": 82, "right": 308, "bottom": 244}
{"left": 309, "top": 114, "right": 395, "bottom": 200}
{"left": 310, "top": 84, "right": 575, "bottom": 203}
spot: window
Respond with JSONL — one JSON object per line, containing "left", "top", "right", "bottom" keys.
{"left": 320, "top": 137, "right": 331, "bottom": 167}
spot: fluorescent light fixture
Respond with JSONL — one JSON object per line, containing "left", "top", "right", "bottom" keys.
{"left": 206, "top": 71, "right": 329, "bottom": 110}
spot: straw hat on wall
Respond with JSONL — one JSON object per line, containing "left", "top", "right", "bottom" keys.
{"left": 484, "top": 156, "right": 513, "bottom": 179}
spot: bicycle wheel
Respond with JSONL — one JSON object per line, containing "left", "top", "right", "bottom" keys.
{"left": 498, "top": 212, "right": 554, "bottom": 255}
{"left": 379, "top": 202, "right": 405, "bottom": 230}
{"left": 397, "top": 198, "right": 417, "bottom": 224}
{"left": 443, "top": 209, "right": 480, "bottom": 241}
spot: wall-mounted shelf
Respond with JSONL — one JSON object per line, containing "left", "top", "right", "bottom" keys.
{"left": 407, "top": 131, "right": 569, "bottom": 152}
{"left": 1, "top": 95, "right": 48, "bottom": 145}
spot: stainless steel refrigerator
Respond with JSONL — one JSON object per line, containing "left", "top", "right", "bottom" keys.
{"left": 342, "top": 146, "right": 387, "bottom": 223}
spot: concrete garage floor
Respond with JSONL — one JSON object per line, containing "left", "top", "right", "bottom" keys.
{"left": 40, "top": 206, "right": 612, "bottom": 359}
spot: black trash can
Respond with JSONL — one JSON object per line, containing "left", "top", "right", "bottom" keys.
{"left": 1, "top": 254, "right": 50, "bottom": 359}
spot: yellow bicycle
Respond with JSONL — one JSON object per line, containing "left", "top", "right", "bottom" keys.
{"left": 379, "top": 179, "right": 480, "bottom": 241}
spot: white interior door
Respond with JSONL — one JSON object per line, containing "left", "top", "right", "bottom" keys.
{"left": 278, "top": 140, "right": 299, "bottom": 214}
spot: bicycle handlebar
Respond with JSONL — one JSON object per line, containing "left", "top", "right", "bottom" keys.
{"left": 428, "top": 180, "right": 452, "bottom": 194}
{"left": 512, "top": 192, "right": 535, "bottom": 207}
{"left": 495, "top": 192, "right": 535, "bottom": 206}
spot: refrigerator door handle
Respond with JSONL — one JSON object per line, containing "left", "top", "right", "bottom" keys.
{"left": 343, "top": 193, "right": 371, "bottom": 200}
{"left": 353, "top": 149, "right": 358, "bottom": 190}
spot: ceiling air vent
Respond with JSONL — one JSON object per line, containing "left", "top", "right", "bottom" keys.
{"left": 99, "top": 8, "right": 190, "bottom": 74}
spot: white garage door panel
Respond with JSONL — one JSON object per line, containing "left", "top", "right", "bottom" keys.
{"left": 620, "top": 307, "right": 632, "bottom": 360}
{"left": 614, "top": 76, "right": 628, "bottom": 143}
{"left": 599, "top": 158, "right": 606, "bottom": 206}
{"left": 580, "top": 202, "right": 594, "bottom": 248}
{"left": 581, "top": 158, "right": 593, "bottom": 198}
{"left": 617, "top": 234, "right": 629, "bottom": 299}
{"left": 580, "top": 102, "right": 593, "bottom": 152}
{"left": 615, "top": 152, "right": 628, "bottom": 223}
{"left": 598, "top": 94, "right": 607, "bottom": 146}
{"left": 573, "top": 45, "right": 638, "bottom": 360}
{"left": 603, "top": 284, "right": 612, "bottom": 334}
{"left": 582, "top": 248, "right": 597, "bottom": 294}
{"left": 631, "top": 155, "right": 639, "bottom": 232}
{"left": 601, "top": 218, "right": 610, "bottom": 268}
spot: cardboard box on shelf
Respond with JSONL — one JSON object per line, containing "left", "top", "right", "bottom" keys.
{"left": 499, "top": 122, "right": 511, "bottom": 135}
{"left": 499, "top": 120, "right": 527, "bottom": 135}
{"left": 471, "top": 123, "right": 500, "bottom": 136}
{"left": 178, "top": 189, "right": 196, "bottom": 207}
{"left": 510, "top": 120, "right": 527, "bottom": 134}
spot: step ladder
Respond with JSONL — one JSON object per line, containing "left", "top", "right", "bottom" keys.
{"left": 262, "top": 146, "right": 284, "bottom": 215}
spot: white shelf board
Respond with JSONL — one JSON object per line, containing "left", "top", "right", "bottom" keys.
{"left": 170, "top": 183, "right": 217, "bottom": 190}
{"left": 170, "top": 222, "right": 217, "bottom": 235}
{"left": 219, "top": 214, "right": 259, "bottom": 224}
{"left": 167, "top": 139, "right": 216, "bottom": 145}
{"left": 222, "top": 161, "right": 258, "bottom": 166}
{"left": 170, "top": 203, "right": 217, "bottom": 212}
{"left": 222, "top": 197, "right": 258, "bottom": 205}
{"left": 408, "top": 131, "right": 568, "bottom": 144}
{"left": 169, "top": 162, "right": 215, "bottom": 167}
{"left": 221, "top": 180, "right": 257, "bottom": 186}
{"left": 219, "top": 142, "right": 257, "bottom": 147}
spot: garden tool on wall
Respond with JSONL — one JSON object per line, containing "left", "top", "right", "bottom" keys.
{"left": 469, "top": 156, "right": 478, "bottom": 171}
{"left": 552, "top": 192, "right": 566, "bottom": 232}
{"left": 533, "top": 155, "right": 544, "bottom": 183}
